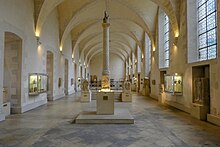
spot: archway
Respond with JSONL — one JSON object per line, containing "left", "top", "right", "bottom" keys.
{"left": 46, "top": 51, "right": 54, "bottom": 101}
{"left": 3, "top": 32, "right": 22, "bottom": 115}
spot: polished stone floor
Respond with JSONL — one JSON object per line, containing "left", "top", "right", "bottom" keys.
{"left": 0, "top": 93, "right": 220, "bottom": 147}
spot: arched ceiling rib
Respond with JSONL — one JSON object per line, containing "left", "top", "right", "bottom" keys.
{"left": 71, "top": 18, "right": 145, "bottom": 54}
{"left": 88, "top": 50, "right": 126, "bottom": 65}
{"left": 84, "top": 42, "right": 128, "bottom": 63}
{"left": 82, "top": 41, "right": 130, "bottom": 61}
{"left": 36, "top": 0, "right": 179, "bottom": 37}
{"left": 35, "top": 0, "right": 180, "bottom": 62}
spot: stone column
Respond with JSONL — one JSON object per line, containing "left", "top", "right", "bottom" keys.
{"left": 101, "top": 11, "right": 110, "bottom": 90}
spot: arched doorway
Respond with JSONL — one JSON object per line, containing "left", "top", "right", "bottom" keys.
{"left": 3, "top": 32, "right": 22, "bottom": 115}
{"left": 46, "top": 51, "right": 54, "bottom": 101}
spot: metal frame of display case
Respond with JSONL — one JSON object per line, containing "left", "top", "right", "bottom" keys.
{"left": 29, "top": 73, "right": 48, "bottom": 96}
{"left": 164, "top": 73, "right": 183, "bottom": 96}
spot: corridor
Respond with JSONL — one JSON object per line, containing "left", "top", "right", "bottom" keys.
{"left": 0, "top": 94, "right": 220, "bottom": 147}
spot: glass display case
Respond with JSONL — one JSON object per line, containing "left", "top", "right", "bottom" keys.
{"left": 29, "top": 73, "right": 48, "bottom": 96}
{"left": 164, "top": 74, "right": 183, "bottom": 95}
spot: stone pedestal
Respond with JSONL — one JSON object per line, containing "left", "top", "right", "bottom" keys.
{"left": 122, "top": 92, "right": 132, "bottom": 102}
{"left": 191, "top": 103, "right": 209, "bottom": 120}
{"left": 81, "top": 91, "right": 91, "bottom": 102}
{"left": 207, "top": 114, "right": 220, "bottom": 127}
{"left": 96, "top": 92, "right": 114, "bottom": 115}
{"left": 2, "top": 102, "right": 10, "bottom": 116}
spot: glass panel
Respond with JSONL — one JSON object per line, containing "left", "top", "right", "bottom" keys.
{"left": 198, "top": 0, "right": 206, "bottom": 7}
{"left": 174, "top": 76, "right": 183, "bottom": 93}
{"left": 207, "top": 13, "right": 216, "bottom": 30}
{"left": 198, "top": 4, "right": 206, "bottom": 20}
{"left": 207, "top": 29, "right": 216, "bottom": 46}
{"left": 207, "top": 0, "right": 216, "bottom": 15}
{"left": 198, "top": 18, "right": 206, "bottom": 34}
{"left": 29, "top": 74, "right": 38, "bottom": 94}
{"left": 198, "top": 33, "right": 207, "bottom": 48}
{"left": 199, "top": 48, "right": 208, "bottom": 60}
{"left": 164, "top": 75, "right": 173, "bottom": 92}
{"left": 163, "top": 14, "right": 169, "bottom": 68}
{"left": 208, "top": 45, "right": 217, "bottom": 59}
{"left": 197, "top": 0, "right": 217, "bottom": 61}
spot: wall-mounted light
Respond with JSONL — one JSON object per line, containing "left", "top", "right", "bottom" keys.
{"left": 173, "top": 36, "right": 178, "bottom": 47}
{"left": 59, "top": 46, "right": 63, "bottom": 53}
{"left": 175, "top": 31, "right": 179, "bottom": 38}
{"left": 36, "top": 36, "right": 41, "bottom": 45}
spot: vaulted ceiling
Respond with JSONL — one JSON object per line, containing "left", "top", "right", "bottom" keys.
{"left": 34, "top": 0, "right": 179, "bottom": 64}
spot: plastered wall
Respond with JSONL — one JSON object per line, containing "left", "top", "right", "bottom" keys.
{"left": 150, "top": 1, "right": 220, "bottom": 117}
{"left": 0, "top": 0, "right": 75, "bottom": 120}
{"left": 90, "top": 53, "right": 125, "bottom": 81}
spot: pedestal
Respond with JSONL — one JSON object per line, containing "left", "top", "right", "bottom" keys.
{"left": 122, "top": 92, "right": 132, "bottom": 102}
{"left": 191, "top": 103, "right": 209, "bottom": 120}
{"left": 2, "top": 102, "right": 10, "bottom": 116}
{"left": 81, "top": 91, "right": 91, "bottom": 102}
{"left": 96, "top": 92, "right": 114, "bottom": 115}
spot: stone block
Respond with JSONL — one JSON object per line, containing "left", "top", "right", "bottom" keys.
{"left": 122, "top": 92, "right": 132, "bottom": 102}
{"left": 81, "top": 91, "right": 91, "bottom": 102}
{"left": 96, "top": 92, "right": 114, "bottom": 115}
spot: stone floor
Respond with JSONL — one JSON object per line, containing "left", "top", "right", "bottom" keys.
{"left": 0, "top": 93, "right": 220, "bottom": 147}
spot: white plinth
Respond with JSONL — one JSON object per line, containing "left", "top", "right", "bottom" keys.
{"left": 81, "top": 91, "right": 91, "bottom": 102}
{"left": 2, "top": 102, "right": 10, "bottom": 116}
{"left": 75, "top": 108, "right": 134, "bottom": 124}
{"left": 122, "top": 92, "right": 132, "bottom": 102}
{"left": 96, "top": 92, "right": 114, "bottom": 115}
{"left": 191, "top": 103, "right": 209, "bottom": 120}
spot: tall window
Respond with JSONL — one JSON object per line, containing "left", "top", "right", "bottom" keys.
{"left": 198, "top": 0, "right": 217, "bottom": 61}
{"left": 164, "top": 14, "right": 170, "bottom": 67}
{"left": 145, "top": 34, "right": 151, "bottom": 77}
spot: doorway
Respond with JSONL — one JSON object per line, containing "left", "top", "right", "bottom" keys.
{"left": 46, "top": 51, "right": 54, "bottom": 101}
{"left": 64, "top": 59, "right": 68, "bottom": 95}
{"left": 3, "top": 32, "right": 22, "bottom": 115}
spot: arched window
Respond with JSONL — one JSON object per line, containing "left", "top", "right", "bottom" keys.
{"left": 198, "top": 0, "right": 217, "bottom": 61}
{"left": 159, "top": 11, "right": 170, "bottom": 69}
{"left": 164, "top": 14, "right": 170, "bottom": 67}
{"left": 145, "top": 34, "right": 151, "bottom": 77}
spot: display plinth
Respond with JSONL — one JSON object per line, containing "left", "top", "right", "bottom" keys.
{"left": 191, "top": 103, "right": 209, "bottom": 120}
{"left": 81, "top": 91, "right": 91, "bottom": 102}
{"left": 122, "top": 81, "right": 132, "bottom": 102}
{"left": 2, "top": 102, "right": 10, "bottom": 116}
{"left": 122, "top": 92, "right": 132, "bottom": 102}
{"left": 75, "top": 109, "right": 134, "bottom": 124}
{"left": 96, "top": 92, "right": 114, "bottom": 115}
